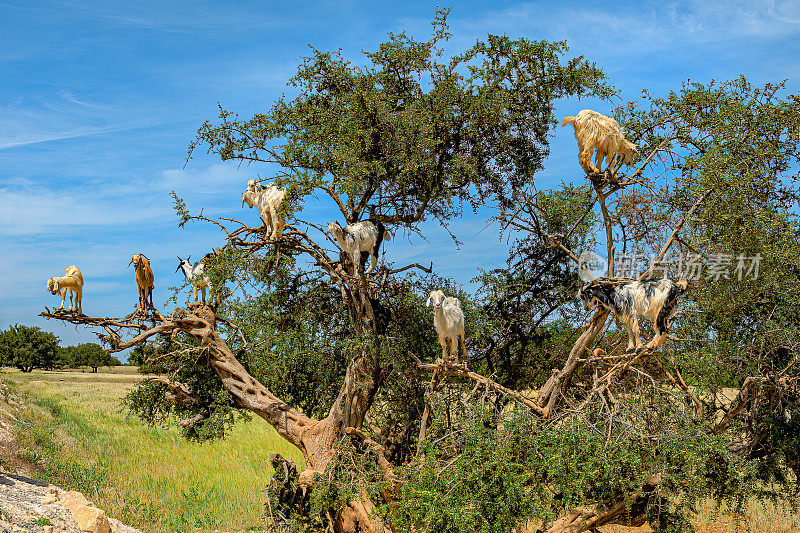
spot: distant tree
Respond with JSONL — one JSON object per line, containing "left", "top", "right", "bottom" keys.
{"left": 64, "top": 343, "right": 118, "bottom": 373}
{"left": 0, "top": 325, "right": 60, "bottom": 373}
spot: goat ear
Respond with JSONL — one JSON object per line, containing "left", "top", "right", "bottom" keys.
{"left": 53, "top": 281, "right": 59, "bottom": 291}
{"left": 425, "top": 294, "right": 432, "bottom": 307}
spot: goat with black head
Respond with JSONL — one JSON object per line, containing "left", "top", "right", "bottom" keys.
{"left": 176, "top": 255, "right": 212, "bottom": 304}
{"left": 578, "top": 278, "right": 688, "bottom": 353}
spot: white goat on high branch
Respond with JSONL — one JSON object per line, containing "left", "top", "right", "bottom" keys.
{"left": 176, "top": 255, "right": 212, "bottom": 304}
{"left": 46, "top": 265, "right": 83, "bottom": 313}
{"left": 426, "top": 290, "right": 467, "bottom": 362}
{"left": 326, "top": 219, "right": 386, "bottom": 275}
{"left": 562, "top": 109, "right": 638, "bottom": 177}
{"left": 241, "top": 179, "right": 287, "bottom": 241}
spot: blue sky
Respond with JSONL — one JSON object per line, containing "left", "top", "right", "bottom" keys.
{"left": 2, "top": 0, "right": 800, "bottom": 350}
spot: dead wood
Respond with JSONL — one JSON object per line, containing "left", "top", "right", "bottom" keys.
{"left": 543, "top": 474, "right": 661, "bottom": 533}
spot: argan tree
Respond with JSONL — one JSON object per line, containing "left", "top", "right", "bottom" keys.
{"left": 41, "top": 12, "right": 800, "bottom": 533}
{"left": 42, "top": 10, "right": 613, "bottom": 531}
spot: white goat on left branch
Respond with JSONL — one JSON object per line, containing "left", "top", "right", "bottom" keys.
{"left": 46, "top": 265, "right": 83, "bottom": 313}
{"left": 426, "top": 290, "right": 467, "bottom": 363}
{"left": 176, "top": 255, "right": 213, "bottom": 304}
{"left": 241, "top": 179, "right": 287, "bottom": 241}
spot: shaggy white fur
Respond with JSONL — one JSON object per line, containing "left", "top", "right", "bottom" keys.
{"left": 578, "top": 278, "right": 688, "bottom": 352}
{"left": 562, "top": 109, "right": 638, "bottom": 175}
{"left": 426, "top": 290, "right": 467, "bottom": 362}
{"left": 176, "top": 256, "right": 212, "bottom": 304}
{"left": 46, "top": 265, "right": 83, "bottom": 313}
{"left": 242, "top": 180, "right": 287, "bottom": 240}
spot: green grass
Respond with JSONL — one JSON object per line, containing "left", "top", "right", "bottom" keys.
{"left": 3, "top": 367, "right": 304, "bottom": 532}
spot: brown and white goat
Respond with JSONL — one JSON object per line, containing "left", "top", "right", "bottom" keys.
{"left": 562, "top": 109, "right": 638, "bottom": 176}
{"left": 128, "top": 253, "right": 154, "bottom": 312}
{"left": 46, "top": 265, "right": 83, "bottom": 313}
{"left": 578, "top": 278, "right": 688, "bottom": 353}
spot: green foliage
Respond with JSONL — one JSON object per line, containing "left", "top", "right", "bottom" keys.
{"left": 617, "top": 80, "right": 800, "bottom": 469}
{"left": 61, "top": 342, "right": 117, "bottom": 372}
{"left": 128, "top": 342, "right": 170, "bottom": 374}
{"left": 190, "top": 8, "right": 612, "bottom": 228}
{"left": 391, "top": 387, "right": 762, "bottom": 533}
{"left": 473, "top": 185, "right": 595, "bottom": 389}
{"left": 0, "top": 324, "right": 60, "bottom": 372}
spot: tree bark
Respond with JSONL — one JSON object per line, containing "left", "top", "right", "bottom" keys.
{"left": 165, "top": 306, "right": 390, "bottom": 532}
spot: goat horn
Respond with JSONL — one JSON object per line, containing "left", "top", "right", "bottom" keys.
{"left": 140, "top": 253, "right": 149, "bottom": 260}
{"left": 127, "top": 259, "right": 134, "bottom": 268}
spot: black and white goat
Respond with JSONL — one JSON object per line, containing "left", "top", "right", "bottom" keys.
{"left": 326, "top": 219, "right": 386, "bottom": 275}
{"left": 175, "top": 255, "right": 212, "bottom": 304}
{"left": 578, "top": 278, "right": 688, "bottom": 353}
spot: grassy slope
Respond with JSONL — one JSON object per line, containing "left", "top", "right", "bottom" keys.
{"left": 3, "top": 367, "right": 304, "bottom": 532}
{"left": 3, "top": 368, "right": 798, "bottom": 533}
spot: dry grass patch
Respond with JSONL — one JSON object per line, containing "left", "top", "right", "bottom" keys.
{"left": 3, "top": 368, "right": 303, "bottom": 532}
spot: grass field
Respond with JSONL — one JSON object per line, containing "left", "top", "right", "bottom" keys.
{"left": 2, "top": 367, "right": 798, "bottom": 533}
{"left": 2, "top": 366, "right": 303, "bottom": 532}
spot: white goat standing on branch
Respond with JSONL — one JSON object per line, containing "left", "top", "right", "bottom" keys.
{"left": 46, "top": 265, "right": 83, "bottom": 313}
{"left": 326, "top": 219, "right": 386, "bottom": 275}
{"left": 426, "top": 290, "right": 467, "bottom": 362}
{"left": 241, "top": 179, "right": 287, "bottom": 240}
{"left": 562, "top": 109, "right": 638, "bottom": 176}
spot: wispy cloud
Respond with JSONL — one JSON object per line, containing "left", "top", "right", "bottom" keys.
{"left": 0, "top": 91, "right": 159, "bottom": 150}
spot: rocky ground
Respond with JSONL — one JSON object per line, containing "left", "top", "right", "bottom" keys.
{"left": 0, "top": 471, "right": 140, "bottom": 533}
{"left": 0, "top": 381, "right": 141, "bottom": 533}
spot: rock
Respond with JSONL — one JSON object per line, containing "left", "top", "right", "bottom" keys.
{"left": 60, "top": 490, "right": 90, "bottom": 511}
{"left": 72, "top": 504, "right": 110, "bottom": 533}
{"left": 41, "top": 494, "right": 58, "bottom": 504}
{"left": 43, "top": 526, "right": 54, "bottom": 533}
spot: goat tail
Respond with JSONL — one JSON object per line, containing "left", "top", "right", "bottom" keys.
{"left": 562, "top": 116, "right": 576, "bottom": 128}
{"left": 371, "top": 219, "right": 386, "bottom": 254}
